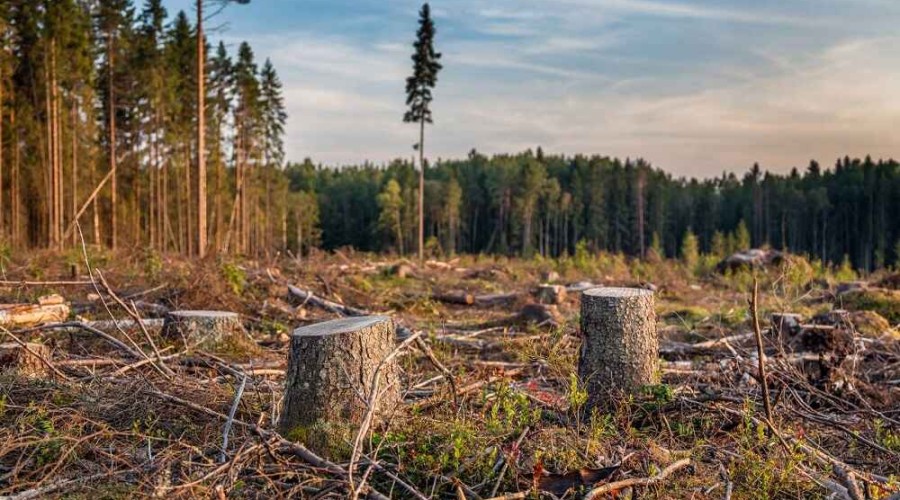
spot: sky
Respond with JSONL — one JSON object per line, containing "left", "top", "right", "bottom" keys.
{"left": 163, "top": 0, "right": 900, "bottom": 178}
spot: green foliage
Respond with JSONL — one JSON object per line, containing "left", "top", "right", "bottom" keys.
{"left": 142, "top": 248, "right": 163, "bottom": 280}
{"left": 484, "top": 381, "right": 540, "bottom": 435}
{"left": 834, "top": 254, "right": 858, "bottom": 282}
{"left": 711, "top": 230, "right": 727, "bottom": 258}
{"left": 566, "top": 372, "right": 588, "bottom": 416}
{"left": 220, "top": 261, "right": 246, "bottom": 294}
{"left": 734, "top": 219, "right": 751, "bottom": 250}
{"left": 680, "top": 229, "right": 699, "bottom": 273}
{"left": 874, "top": 419, "right": 900, "bottom": 452}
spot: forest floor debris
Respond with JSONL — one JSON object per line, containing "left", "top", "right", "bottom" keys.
{"left": 0, "top": 249, "right": 898, "bottom": 498}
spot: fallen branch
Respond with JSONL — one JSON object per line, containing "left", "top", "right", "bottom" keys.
{"left": 287, "top": 285, "right": 368, "bottom": 317}
{"left": 583, "top": 458, "right": 692, "bottom": 499}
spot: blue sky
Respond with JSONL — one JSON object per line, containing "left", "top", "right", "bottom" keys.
{"left": 163, "top": 0, "right": 900, "bottom": 177}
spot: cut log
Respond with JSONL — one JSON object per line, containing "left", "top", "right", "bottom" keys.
{"left": 432, "top": 291, "right": 475, "bottom": 305}
{"left": 161, "top": 310, "right": 253, "bottom": 353}
{"left": 771, "top": 312, "right": 803, "bottom": 337}
{"left": 578, "top": 287, "right": 659, "bottom": 411}
{"left": 472, "top": 292, "right": 520, "bottom": 307}
{"left": 278, "top": 315, "right": 401, "bottom": 458}
{"left": 0, "top": 296, "right": 69, "bottom": 327}
{"left": 287, "top": 285, "right": 368, "bottom": 317}
{"left": 536, "top": 284, "right": 567, "bottom": 305}
{"left": 0, "top": 342, "right": 52, "bottom": 377}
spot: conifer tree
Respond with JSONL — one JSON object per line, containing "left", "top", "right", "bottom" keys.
{"left": 404, "top": 2, "right": 441, "bottom": 261}
{"left": 377, "top": 179, "right": 404, "bottom": 255}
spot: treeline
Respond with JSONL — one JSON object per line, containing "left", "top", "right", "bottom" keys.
{"left": 2, "top": 3, "right": 899, "bottom": 272}
{"left": 286, "top": 151, "right": 900, "bottom": 271}
{"left": 0, "top": 0, "right": 296, "bottom": 256}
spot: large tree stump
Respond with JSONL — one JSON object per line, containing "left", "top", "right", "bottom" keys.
{"left": 1, "top": 342, "right": 52, "bottom": 378}
{"left": 161, "top": 310, "right": 253, "bottom": 353}
{"left": 278, "top": 315, "right": 401, "bottom": 457}
{"left": 578, "top": 287, "right": 659, "bottom": 411}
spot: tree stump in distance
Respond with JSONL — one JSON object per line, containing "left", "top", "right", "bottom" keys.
{"left": 1, "top": 342, "right": 52, "bottom": 378}
{"left": 536, "top": 284, "right": 567, "bottom": 305}
{"left": 578, "top": 287, "right": 658, "bottom": 412}
{"left": 161, "top": 310, "right": 253, "bottom": 353}
{"left": 278, "top": 315, "right": 401, "bottom": 458}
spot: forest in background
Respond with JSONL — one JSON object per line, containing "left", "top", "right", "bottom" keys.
{"left": 288, "top": 152, "right": 899, "bottom": 272}
{"left": 1, "top": 2, "right": 899, "bottom": 271}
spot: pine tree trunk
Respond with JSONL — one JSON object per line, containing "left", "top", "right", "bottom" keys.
{"left": 196, "top": 0, "right": 207, "bottom": 258}
{"left": 418, "top": 117, "right": 425, "bottom": 261}
{"left": 578, "top": 287, "right": 658, "bottom": 412}
{"left": 278, "top": 316, "right": 401, "bottom": 457}
{"left": 108, "top": 35, "right": 117, "bottom": 250}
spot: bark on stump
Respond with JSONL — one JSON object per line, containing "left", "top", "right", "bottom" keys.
{"left": 536, "top": 284, "right": 567, "bottom": 305}
{"left": 161, "top": 310, "right": 251, "bottom": 353}
{"left": 1, "top": 342, "right": 52, "bottom": 378}
{"left": 578, "top": 287, "right": 658, "bottom": 412}
{"left": 278, "top": 315, "right": 401, "bottom": 458}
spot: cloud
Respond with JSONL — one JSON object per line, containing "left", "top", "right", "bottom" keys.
{"left": 189, "top": 0, "right": 900, "bottom": 177}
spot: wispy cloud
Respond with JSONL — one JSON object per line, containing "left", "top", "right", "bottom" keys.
{"left": 165, "top": 0, "right": 900, "bottom": 175}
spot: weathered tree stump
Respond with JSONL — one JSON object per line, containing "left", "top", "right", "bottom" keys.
{"left": 278, "top": 315, "right": 401, "bottom": 457}
{"left": 161, "top": 310, "right": 252, "bottom": 353}
{"left": 536, "top": 284, "right": 567, "bottom": 305}
{"left": 578, "top": 287, "right": 659, "bottom": 411}
{"left": 1, "top": 342, "right": 52, "bottom": 377}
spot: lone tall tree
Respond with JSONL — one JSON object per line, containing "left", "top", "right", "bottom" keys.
{"left": 404, "top": 3, "right": 441, "bottom": 261}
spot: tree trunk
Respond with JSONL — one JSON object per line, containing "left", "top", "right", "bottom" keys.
{"left": 278, "top": 316, "right": 401, "bottom": 457}
{"left": 418, "top": 117, "right": 425, "bottom": 261}
{"left": 161, "top": 310, "right": 253, "bottom": 353}
{"left": 196, "top": 0, "right": 207, "bottom": 258}
{"left": 108, "top": 34, "right": 117, "bottom": 250}
{"left": 578, "top": 287, "right": 658, "bottom": 411}
{"left": 1, "top": 342, "right": 52, "bottom": 378}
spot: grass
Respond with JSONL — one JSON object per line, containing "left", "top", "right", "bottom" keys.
{"left": 0, "top": 249, "right": 896, "bottom": 498}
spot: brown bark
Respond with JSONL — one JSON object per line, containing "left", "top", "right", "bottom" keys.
{"left": 278, "top": 316, "right": 401, "bottom": 458}
{"left": 0, "top": 342, "right": 52, "bottom": 378}
{"left": 196, "top": 0, "right": 207, "bottom": 258}
{"left": 578, "top": 287, "right": 658, "bottom": 411}
{"left": 161, "top": 310, "right": 254, "bottom": 353}
{"left": 108, "top": 34, "right": 117, "bottom": 250}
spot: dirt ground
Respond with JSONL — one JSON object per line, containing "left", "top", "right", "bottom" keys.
{"left": 0, "top": 247, "right": 897, "bottom": 498}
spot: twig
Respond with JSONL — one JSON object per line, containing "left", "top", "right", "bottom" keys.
{"left": 219, "top": 375, "right": 248, "bottom": 463}
{"left": 749, "top": 277, "right": 774, "bottom": 422}
{"left": 489, "top": 426, "right": 529, "bottom": 497}
{"left": 348, "top": 329, "right": 424, "bottom": 498}
{"left": 583, "top": 458, "right": 692, "bottom": 499}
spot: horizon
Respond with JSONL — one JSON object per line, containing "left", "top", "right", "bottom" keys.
{"left": 162, "top": 0, "right": 900, "bottom": 178}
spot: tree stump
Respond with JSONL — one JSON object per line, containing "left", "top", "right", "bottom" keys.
{"left": 578, "top": 287, "right": 658, "bottom": 411}
{"left": 1, "top": 342, "right": 52, "bottom": 378}
{"left": 536, "top": 284, "right": 567, "bottom": 305}
{"left": 278, "top": 315, "right": 401, "bottom": 458}
{"left": 161, "top": 310, "right": 253, "bottom": 353}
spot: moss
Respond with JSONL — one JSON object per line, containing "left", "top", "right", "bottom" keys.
{"left": 286, "top": 420, "right": 354, "bottom": 460}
